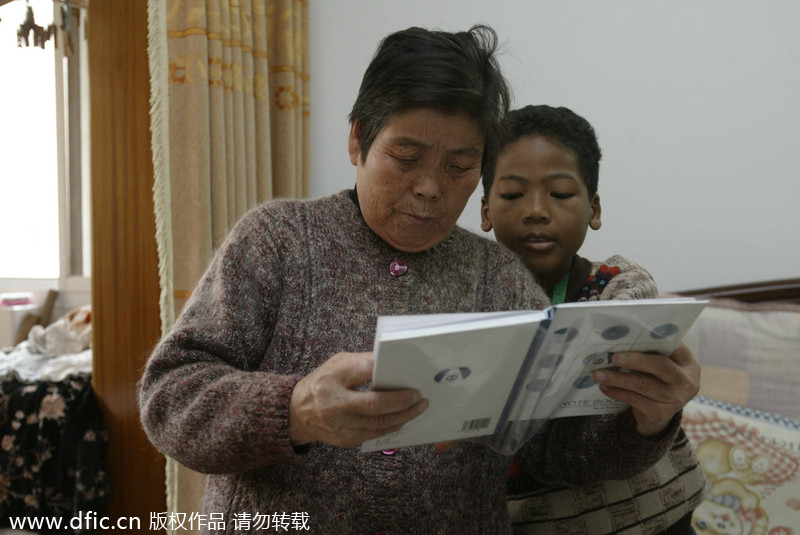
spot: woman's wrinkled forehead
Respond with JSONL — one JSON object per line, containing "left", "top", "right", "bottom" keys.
{"left": 372, "top": 108, "right": 485, "bottom": 159}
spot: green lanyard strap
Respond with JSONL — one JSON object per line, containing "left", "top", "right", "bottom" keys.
{"left": 551, "top": 263, "right": 571, "bottom": 305}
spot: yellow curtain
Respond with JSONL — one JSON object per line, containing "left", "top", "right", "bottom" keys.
{"left": 148, "top": 0, "right": 309, "bottom": 529}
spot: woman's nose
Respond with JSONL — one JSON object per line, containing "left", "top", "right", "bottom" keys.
{"left": 412, "top": 169, "right": 443, "bottom": 200}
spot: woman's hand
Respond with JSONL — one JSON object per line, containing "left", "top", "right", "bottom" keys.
{"left": 591, "top": 343, "right": 701, "bottom": 438}
{"left": 289, "top": 352, "right": 429, "bottom": 448}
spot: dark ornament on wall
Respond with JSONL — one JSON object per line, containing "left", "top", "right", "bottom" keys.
{"left": 16, "top": 3, "right": 54, "bottom": 49}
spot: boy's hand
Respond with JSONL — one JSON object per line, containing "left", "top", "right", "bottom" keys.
{"left": 591, "top": 343, "right": 700, "bottom": 437}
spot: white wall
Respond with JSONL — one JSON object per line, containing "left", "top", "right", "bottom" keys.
{"left": 308, "top": 1, "right": 800, "bottom": 292}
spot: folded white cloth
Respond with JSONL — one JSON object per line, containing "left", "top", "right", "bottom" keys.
{"left": 27, "top": 304, "right": 91, "bottom": 357}
{"left": 0, "top": 304, "right": 93, "bottom": 382}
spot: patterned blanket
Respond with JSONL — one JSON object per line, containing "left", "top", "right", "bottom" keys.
{"left": 685, "top": 396, "right": 800, "bottom": 535}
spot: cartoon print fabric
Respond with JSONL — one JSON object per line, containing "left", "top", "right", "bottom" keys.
{"left": 684, "top": 397, "right": 800, "bottom": 535}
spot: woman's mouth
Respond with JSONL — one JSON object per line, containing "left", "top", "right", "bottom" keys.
{"left": 402, "top": 211, "right": 435, "bottom": 225}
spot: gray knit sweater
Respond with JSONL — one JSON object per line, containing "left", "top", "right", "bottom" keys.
{"left": 139, "top": 191, "right": 680, "bottom": 534}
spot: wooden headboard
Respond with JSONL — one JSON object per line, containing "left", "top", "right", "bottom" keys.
{"left": 677, "top": 278, "right": 800, "bottom": 305}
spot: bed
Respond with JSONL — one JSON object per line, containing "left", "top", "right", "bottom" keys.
{"left": 672, "top": 278, "right": 800, "bottom": 535}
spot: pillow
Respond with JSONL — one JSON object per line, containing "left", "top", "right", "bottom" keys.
{"left": 683, "top": 396, "right": 800, "bottom": 534}
{"left": 677, "top": 297, "right": 800, "bottom": 420}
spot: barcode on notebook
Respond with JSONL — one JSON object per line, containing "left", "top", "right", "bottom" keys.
{"left": 461, "top": 417, "right": 491, "bottom": 432}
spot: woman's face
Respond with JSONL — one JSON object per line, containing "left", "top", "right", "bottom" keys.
{"left": 349, "top": 108, "right": 484, "bottom": 252}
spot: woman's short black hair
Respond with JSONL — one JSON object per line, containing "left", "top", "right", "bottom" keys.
{"left": 482, "top": 105, "right": 602, "bottom": 198}
{"left": 348, "top": 25, "right": 511, "bottom": 174}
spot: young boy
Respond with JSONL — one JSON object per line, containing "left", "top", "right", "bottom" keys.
{"left": 480, "top": 105, "right": 705, "bottom": 534}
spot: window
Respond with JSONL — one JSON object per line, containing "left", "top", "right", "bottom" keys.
{"left": 0, "top": 0, "right": 89, "bottom": 295}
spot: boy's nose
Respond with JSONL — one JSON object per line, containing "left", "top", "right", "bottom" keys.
{"left": 524, "top": 193, "right": 550, "bottom": 222}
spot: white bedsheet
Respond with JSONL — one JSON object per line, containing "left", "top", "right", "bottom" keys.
{"left": 0, "top": 343, "right": 92, "bottom": 382}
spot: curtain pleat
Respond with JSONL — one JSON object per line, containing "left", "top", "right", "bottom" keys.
{"left": 148, "top": 0, "right": 309, "bottom": 530}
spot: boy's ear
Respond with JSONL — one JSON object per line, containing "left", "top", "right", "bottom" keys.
{"left": 347, "top": 121, "right": 361, "bottom": 166}
{"left": 480, "top": 196, "right": 493, "bottom": 232}
{"left": 589, "top": 194, "right": 602, "bottom": 230}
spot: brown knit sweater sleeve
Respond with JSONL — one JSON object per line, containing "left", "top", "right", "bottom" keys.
{"left": 594, "top": 254, "right": 659, "bottom": 301}
{"left": 138, "top": 202, "right": 305, "bottom": 474}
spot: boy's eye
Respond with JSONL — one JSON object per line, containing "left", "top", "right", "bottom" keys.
{"left": 551, "top": 192, "right": 575, "bottom": 200}
{"left": 500, "top": 192, "right": 523, "bottom": 200}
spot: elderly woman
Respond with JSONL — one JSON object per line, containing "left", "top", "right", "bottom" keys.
{"left": 139, "top": 25, "right": 699, "bottom": 534}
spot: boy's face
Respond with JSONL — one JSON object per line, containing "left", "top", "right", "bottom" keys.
{"left": 481, "top": 135, "right": 601, "bottom": 292}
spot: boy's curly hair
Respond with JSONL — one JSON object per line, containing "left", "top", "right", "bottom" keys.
{"left": 482, "top": 105, "right": 601, "bottom": 198}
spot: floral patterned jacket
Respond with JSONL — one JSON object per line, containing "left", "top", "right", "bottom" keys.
{"left": 0, "top": 374, "right": 109, "bottom": 532}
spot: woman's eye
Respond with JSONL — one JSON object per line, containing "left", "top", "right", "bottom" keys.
{"left": 393, "top": 156, "right": 418, "bottom": 168}
{"left": 448, "top": 163, "right": 479, "bottom": 176}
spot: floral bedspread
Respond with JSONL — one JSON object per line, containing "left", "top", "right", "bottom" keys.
{"left": 0, "top": 374, "right": 109, "bottom": 532}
